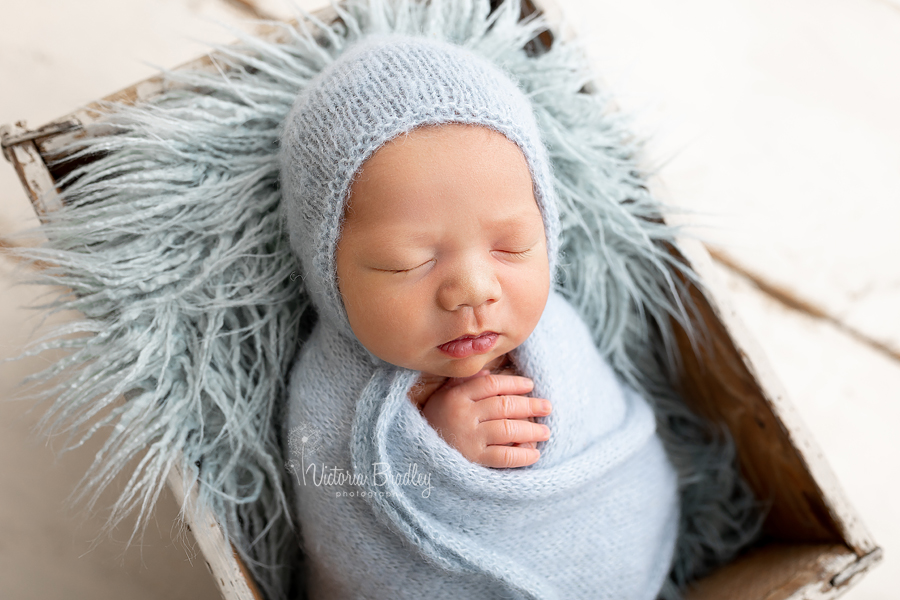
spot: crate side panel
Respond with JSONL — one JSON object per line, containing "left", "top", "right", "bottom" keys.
{"left": 674, "top": 235, "right": 876, "bottom": 554}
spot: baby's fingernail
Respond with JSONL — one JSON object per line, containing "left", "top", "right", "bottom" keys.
{"left": 542, "top": 425, "right": 551, "bottom": 437}
{"left": 541, "top": 400, "right": 551, "bottom": 412}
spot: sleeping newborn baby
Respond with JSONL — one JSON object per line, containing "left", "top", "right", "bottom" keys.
{"left": 280, "top": 35, "right": 678, "bottom": 600}
{"left": 338, "top": 122, "right": 554, "bottom": 468}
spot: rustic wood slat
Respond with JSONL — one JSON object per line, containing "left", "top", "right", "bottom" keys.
{"left": 1, "top": 124, "right": 63, "bottom": 219}
{"left": 166, "top": 459, "right": 264, "bottom": 600}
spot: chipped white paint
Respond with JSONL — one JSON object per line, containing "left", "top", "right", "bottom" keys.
{"left": 784, "top": 551, "right": 859, "bottom": 600}
{"left": 830, "top": 548, "right": 884, "bottom": 588}
{"left": 776, "top": 548, "right": 885, "bottom": 600}
{"left": 1, "top": 124, "right": 62, "bottom": 218}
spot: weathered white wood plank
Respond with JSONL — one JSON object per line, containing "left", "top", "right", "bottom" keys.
{"left": 552, "top": 0, "right": 900, "bottom": 356}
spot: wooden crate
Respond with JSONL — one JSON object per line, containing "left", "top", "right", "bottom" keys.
{"left": 0, "top": 2, "right": 881, "bottom": 599}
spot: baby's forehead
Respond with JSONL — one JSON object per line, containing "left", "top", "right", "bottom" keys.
{"left": 342, "top": 124, "right": 541, "bottom": 231}
{"left": 357, "top": 123, "right": 529, "bottom": 175}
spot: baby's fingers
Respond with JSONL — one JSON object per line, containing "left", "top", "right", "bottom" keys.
{"left": 483, "top": 419, "right": 551, "bottom": 447}
{"left": 454, "top": 373, "right": 534, "bottom": 401}
{"left": 479, "top": 445, "right": 541, "bottom": 469}
{"left": 478, "top": 395, "right": 551, "bottom": 422}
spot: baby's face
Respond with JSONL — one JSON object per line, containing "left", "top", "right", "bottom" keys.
{"left": 335, "top": 124, "right": 550, "bottom": 378}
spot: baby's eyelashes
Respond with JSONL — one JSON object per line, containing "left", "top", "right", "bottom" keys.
{"left": 492, "top": 247, "right": 533, "bottom": 260}
{"left": 372, "top": 258, "right": 435, "bottom": 274}
{"left": 370, "top": 244, "right": 539, "bottom": 273}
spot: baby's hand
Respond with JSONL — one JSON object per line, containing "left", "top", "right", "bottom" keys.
{"left": 420, "top": 371, "right": 552, "bottom": 468}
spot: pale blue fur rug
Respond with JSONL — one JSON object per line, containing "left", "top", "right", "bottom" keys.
{"left": 8, "top": 1, "right": 762, "bottom": 598}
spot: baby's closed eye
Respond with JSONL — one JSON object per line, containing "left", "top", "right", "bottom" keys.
{"left": 372, "top": 258, "right": 435, "bottom": 274}
{"left": 492, "top": 247, "right": 534, "bottom": 260}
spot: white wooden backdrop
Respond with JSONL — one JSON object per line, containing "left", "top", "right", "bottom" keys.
{"left": 1, "top": 0, "right": 897, "bottom": 598}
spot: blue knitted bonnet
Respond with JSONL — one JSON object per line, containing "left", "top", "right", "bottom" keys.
{"left": 279, "top": 34, "right": 561, "bottom": 336}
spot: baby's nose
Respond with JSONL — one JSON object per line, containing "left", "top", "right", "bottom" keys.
{"left": 437, "top": 260, "right": 501, "bottom": 311}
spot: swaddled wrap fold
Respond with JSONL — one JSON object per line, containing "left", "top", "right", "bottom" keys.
{"left": 285, "top": 290, "right": 679, "bottom": 599}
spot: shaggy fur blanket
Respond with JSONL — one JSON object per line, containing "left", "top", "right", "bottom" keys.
{"left": 9, "top": 1, "right": 762, "bottom": 598}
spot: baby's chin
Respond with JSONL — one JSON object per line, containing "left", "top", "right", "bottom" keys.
{"left": 425, "top": 352, "right": 508, "bottom": 380}
{"left": 369, "top": 350, "right": 496, "bottom": 380}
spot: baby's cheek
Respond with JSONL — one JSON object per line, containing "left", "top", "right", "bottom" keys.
{"left": 501, "top": 269, "right": 549, "bottom": 333}
{"left": 521, "top": 282, "right": 550, "bottom": 334}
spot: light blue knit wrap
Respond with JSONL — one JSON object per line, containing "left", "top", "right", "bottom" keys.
{"left": 280, "top": 35, "right": 561, "bottom": 336}
{"left": 286, "top": 290, "right": 679, "bottom": 599}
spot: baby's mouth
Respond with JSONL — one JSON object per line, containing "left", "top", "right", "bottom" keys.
{"left": 437, "top": 332, "right": 499, "bottom": 359}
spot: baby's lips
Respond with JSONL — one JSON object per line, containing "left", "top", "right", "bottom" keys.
{"left": 438, "top": 332, "right": 499, "bottom": 358}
